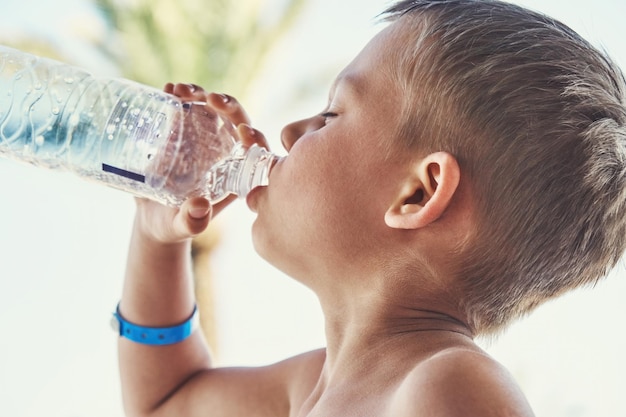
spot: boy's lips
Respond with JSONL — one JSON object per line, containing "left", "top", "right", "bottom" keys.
{"left": 246, "top": 185, "right": 263, "bottom": 213}
{"left": 246, "top": 155, "right": 281, "bottom": 213}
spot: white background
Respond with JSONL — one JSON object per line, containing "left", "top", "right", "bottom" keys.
{"left": 0, "top": 1, "right": 625, "bottom": 416}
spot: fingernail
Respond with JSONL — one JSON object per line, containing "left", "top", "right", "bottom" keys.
{"left": 237, "top": 123, "right": 256, "bottom": 139}
{"left": 189, "top": 201, "right": 210, "bottom": 219}
{"left": 218, "top": 93, "right": 231, "bottom": 103}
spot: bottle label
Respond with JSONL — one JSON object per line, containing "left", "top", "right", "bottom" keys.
{"left": 102, "top": 163, "right": 146, "bottom": 183}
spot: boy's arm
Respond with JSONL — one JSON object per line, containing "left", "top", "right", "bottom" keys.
{"left": 119, "top": 203, "right": 320, "bottom": 417}
{"left": 117, "top": 84, "right": 320, "bottom": 417}
{"left": 118, "top": 201, "right": 210, "bottom": 416}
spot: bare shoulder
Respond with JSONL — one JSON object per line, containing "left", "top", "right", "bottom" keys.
{"left": 389, "top": 347, "right": 535, "bottom": 417}
{"left": 276, "top": 348, "right": 326, "bottom": 406}
{"left": 278, "top": 346, "right": 326, "bottom": 371}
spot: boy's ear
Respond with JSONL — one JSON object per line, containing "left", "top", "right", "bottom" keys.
{"left": 384, "top": 152, "right": 460, "bottom": 230}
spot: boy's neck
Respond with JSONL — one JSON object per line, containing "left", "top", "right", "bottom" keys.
{"left": 316, "top": 283, "right": 474, "bottom": 384}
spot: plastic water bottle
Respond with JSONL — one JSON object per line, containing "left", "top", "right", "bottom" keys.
{"left": 0, "top": 45, "right": 277, "bottom": 206}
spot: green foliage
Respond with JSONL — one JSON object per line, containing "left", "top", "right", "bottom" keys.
{"left": 95, "top": 0, "right": 306, "bottom": 97}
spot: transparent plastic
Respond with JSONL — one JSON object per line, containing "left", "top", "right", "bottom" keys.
{"left": 0, "top": 45, "right": 277, "bottom": 206}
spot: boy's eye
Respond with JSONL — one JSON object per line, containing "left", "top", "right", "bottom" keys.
{"left": 321, "top": 112, "right": 338, "bottom": 123}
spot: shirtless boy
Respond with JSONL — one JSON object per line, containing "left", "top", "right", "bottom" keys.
{"left": 113, "top": 1, "right": 626, "bottom": 416}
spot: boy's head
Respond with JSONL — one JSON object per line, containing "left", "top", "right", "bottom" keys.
{"left": 382, "top": 0, "right": 626, "bottom": 334}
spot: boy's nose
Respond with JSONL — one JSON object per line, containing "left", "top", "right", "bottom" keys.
{"left": 280, "top": 116, "right": 324, "bottom": 152}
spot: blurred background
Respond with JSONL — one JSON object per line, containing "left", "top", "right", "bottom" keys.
{"left": 0, "top": 0, "right": 624, "bottom": 416}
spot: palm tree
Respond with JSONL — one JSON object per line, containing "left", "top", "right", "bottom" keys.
{"left": 94, "top": 0, "right": 308, "bottom": 355}
{"left": 95, "top": 0, "right": 306, "bottom": 96}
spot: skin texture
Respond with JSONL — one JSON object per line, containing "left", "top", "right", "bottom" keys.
{"left": 118, "top": 21, "right": 536, "bottom": 417}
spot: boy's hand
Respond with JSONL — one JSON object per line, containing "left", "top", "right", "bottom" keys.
{"left": 133, "top": 195, "right": 211, "bottom": 243}
{"left": 132, "top": 83, "right": 270, "bottom": 244}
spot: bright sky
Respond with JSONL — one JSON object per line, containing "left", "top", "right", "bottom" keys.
{"left": 0, "top": 1, "right": 625, "bottom": 416}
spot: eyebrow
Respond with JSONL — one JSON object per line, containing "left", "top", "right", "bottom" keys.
{"left": 328, "top": 73, "right": 364, "bottom": 103}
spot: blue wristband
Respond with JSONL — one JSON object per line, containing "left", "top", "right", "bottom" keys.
{"left": 111, "top": 304, "right": 199, "bottom": 346}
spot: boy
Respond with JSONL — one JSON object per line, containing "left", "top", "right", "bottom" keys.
{"left": 113, "top": 1, "right": 626, "bottom": 416}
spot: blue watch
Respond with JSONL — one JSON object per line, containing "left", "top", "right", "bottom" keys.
{"left": 111, "top": 304, "right": 199, "bottom": 346}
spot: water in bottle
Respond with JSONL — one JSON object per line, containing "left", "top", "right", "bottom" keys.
{"left": 0, "top": 45, "right": 277, "bottom": 206}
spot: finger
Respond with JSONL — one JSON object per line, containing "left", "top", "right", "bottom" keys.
{"left": 206, "top": 93, "right": 251, "bottom": 126}
{"left": 174, "top": 197, "right": 212, "bottom": 238}
{"left": 171, "top": 83, "right": 208, "bottom": 102}
{"left": 187, "top": 83, "right": 206, "bottom": 94}
{"left": 164, "top": 83, "right": 175, "bottom": 94}
{"left": 186, "top": 196, "right": 211, "bottom": 220}
{"left": 237, "top": 123, "right": 270, "bottom": 150}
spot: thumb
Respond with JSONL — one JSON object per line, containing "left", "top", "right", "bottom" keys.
{"left": 188, "top": 197, "right": 211, "bottom": 220}
{"left": 174, "top": 197, "right": 212, "bottom": 238}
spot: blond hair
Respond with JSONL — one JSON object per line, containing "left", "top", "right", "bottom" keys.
{"left": 382, "top": 0, "right": 626, "bottom": 334}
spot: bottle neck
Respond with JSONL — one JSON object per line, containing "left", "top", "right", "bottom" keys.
{"left": 204, "top": 143, "right": 277, "bottom": 204}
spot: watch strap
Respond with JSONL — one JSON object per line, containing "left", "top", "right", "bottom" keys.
{"left": 111, "top": 304, "right": 199, "bottom": 346}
